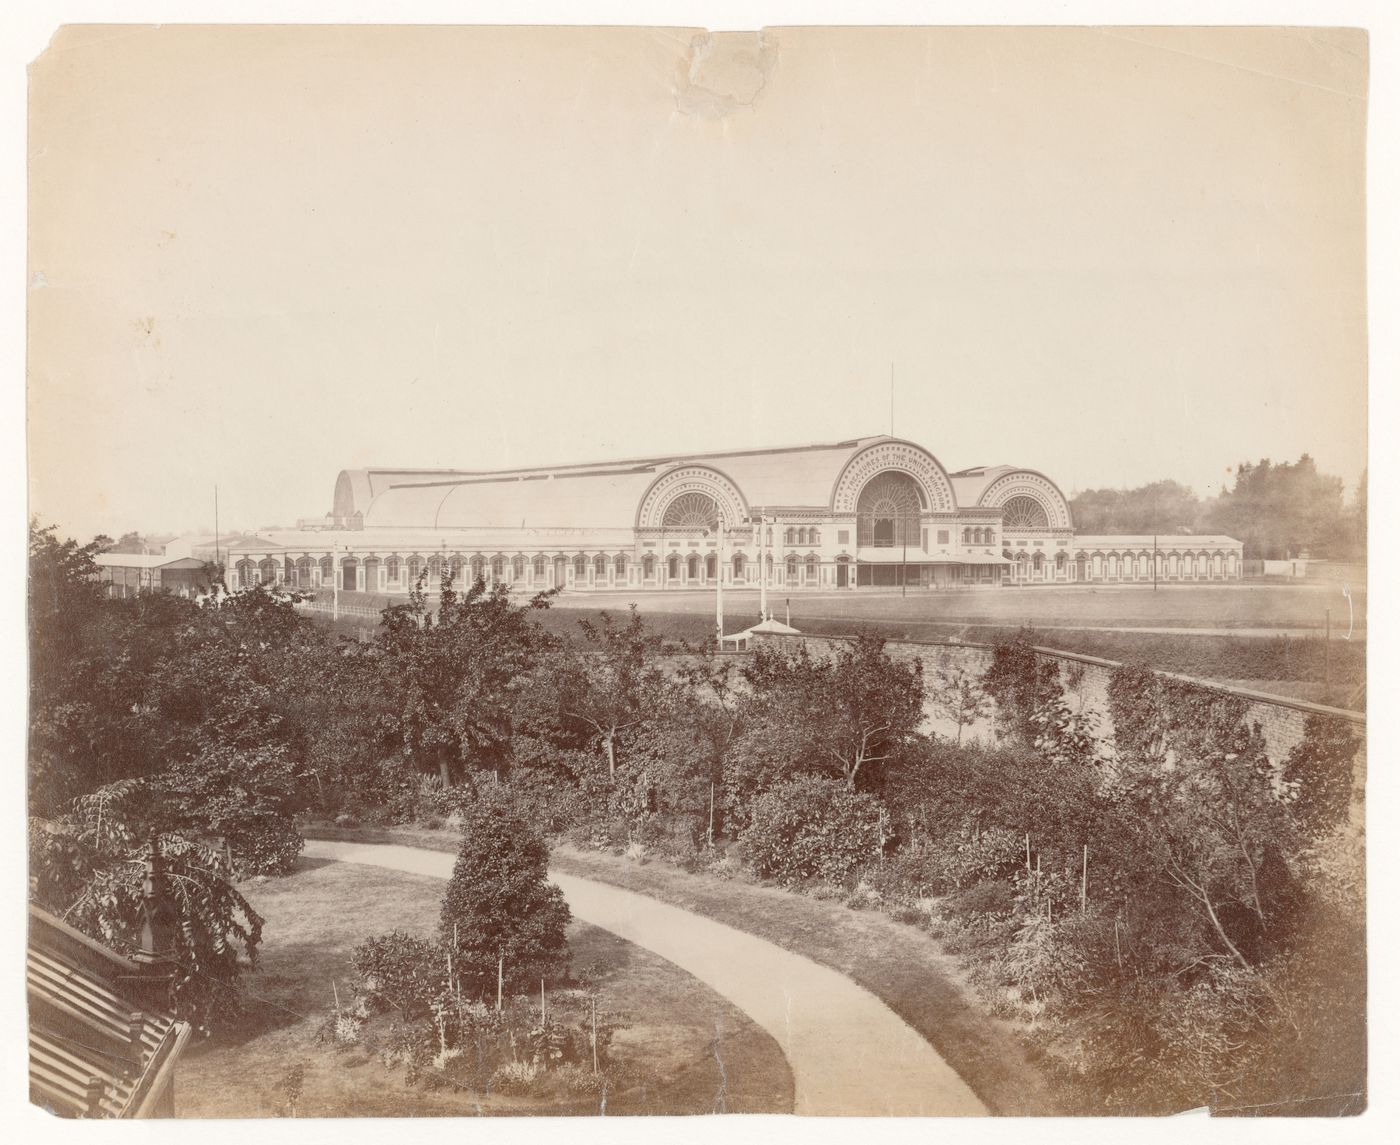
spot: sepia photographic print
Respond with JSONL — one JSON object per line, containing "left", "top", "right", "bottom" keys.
{"left": 17, "top": 6, "right": 1382, "bottom": 1133}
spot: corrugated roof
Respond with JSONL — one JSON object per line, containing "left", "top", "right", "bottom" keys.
{"left": 27, "top": 906, "right": 190, "bottom": 1119}
{"left": 946, "top": 464, "right": 1019, "bottom": 507}
{"left": 359, "top": 437, "right": 895, "bottom": 529}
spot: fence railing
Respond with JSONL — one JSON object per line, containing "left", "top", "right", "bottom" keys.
{"left": 293, "top": 599, "right": 383, "bottom": 619}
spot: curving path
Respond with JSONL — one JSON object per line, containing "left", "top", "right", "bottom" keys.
{"left": 303, "top": 839, "right": 987, "bottom": 1117}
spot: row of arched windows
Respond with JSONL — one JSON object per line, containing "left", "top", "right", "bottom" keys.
{"left": 783, "top": 526, "right": 821, "bottom": 546}
{"left": 961, "top": 527, "right": 995, "bottom": 545}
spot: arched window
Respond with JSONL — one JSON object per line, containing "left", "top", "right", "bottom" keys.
{"left": 1002, "top": 496, "right": 1049, "bottom": 530}
{"left": 532, "top": 554, "right": 546, "bottom": 577}
{"left": 663, "top": 492, "right": 719, "bottom": 529}
{"left": 594, "top": 553, "right": 608, "bottom": 577}
{"left": 857, "top": 471, "right": 924, "bottom": 548}
{"left": 512, "top": 555, "right": 525, "bottom": 579}
{"left": 667, "top": 554, "right": 680, "bottom": 580}
{"left": 784, "top": 527, "right": 794, "bottom": 545}
{"left": 573, "top": 553, "right": 587, "bottom": 577}
{"left": 614, "top": 553, "right": 628, "bottom": 578}
{"left": 732, "top": 553, "right": 746, "bottom": 580}
{"left": 705, "top": 552, "right": 717, "bottom": 578}
{"left": 384, "top": 555, "right": 400, "bottom": 582}
{"left": 642, "top": 553, "right": 655, "bottom": 579}
{"left": 237, "top": 559, "right": 254, "bottom": 587}
{"left": 687, "top": 553, "right": 700, "bottom": 579}
{"left": 806, "top": 554, "right": 819, "bottom": 583}
{"left": 786, "top": 555, "right": 798, "bottom": 579}
{"left": 491, "top": 555, "right": 505, "bottom": 579}
{"left": 811, "top": 528, "right": 820, "bottom": 545}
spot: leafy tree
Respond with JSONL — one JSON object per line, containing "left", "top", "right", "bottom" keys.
{"left": 1106, "top": 665, "right": 1310, "bottom": 960}
{"left": 1206, "top": 454, "right": 1348, "bottom": 559}
{"left": 931, "top": 665, "right": 990, "bottom": 745}
{"left": 1070, "top": 480, "right": 1202, "bottom": 535}
{"left": 440, "top": 792, "right": 571, "bottom": 1003}
{"left": 740, "top": 635, "right": 925, "bottom": 791}
{"left": 378, "top": 571, "right": 554, "bottom": 784}
{"left": 537, "top": 606, "right": 666, "bottom": 780}
{"left": 108, "top": 530, "right": 150, "bottom": 554}
{"left": 1280, "top": 714, "right": 1361, "bottom": 842}
{"left": 980, "top": 628, "right": 1064, "bottom": 746}
{"left": 29, "top": 779, "right": 264, "bottom": 1032}
{"left": 740, "top": 775, "right": 888, "bottom": 886}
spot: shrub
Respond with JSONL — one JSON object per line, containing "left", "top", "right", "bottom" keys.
{"left": 944, "top": 877, "right": 1017, "bottom": 921}
{"left": 351, "top": 930, "right": 446, "bottom": 1020}
{"left": 739, "top": 775, "right": 888, "bottom": 887}
{"left": 440, "top": 797, "right": 571, "bottom": 999}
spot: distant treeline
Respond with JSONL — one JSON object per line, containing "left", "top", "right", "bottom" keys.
{"left": 1070, "top": 455, "right": 1365, "bottom": 561}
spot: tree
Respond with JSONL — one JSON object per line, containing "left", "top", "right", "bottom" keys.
{"left": 29, "top": 778, "right": 264, "bottom": 1032}
{"left": 378, "top": 570, "right": 554, "bottom": 784}
{"left": 1071, "top": 480, "right": 1203, "bottom": 535}
{"left": 1206, "top": 454, "right": 1348, "bottom": 559}
{"left": 740, "top": 635, "right": 925, "bottom": 791}
{"left": 932, "top": 665, "right": 990, "bottom": 745}
{"left": 1107, "top": 669, "right": 1296, "bottom": 968}
{"left": 440, "top": 792, "right": 571, "bottom": 1004}
{"left": 28, "top": 520, "right": 194, "bottom": 814}
{"left": 980, "top": 629, "right": 1064, "bottom": 746}
{"left": 537, "top": 606, "right": 666, "bottom": 781}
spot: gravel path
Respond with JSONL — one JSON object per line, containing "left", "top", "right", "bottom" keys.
{"left": 303, "top": 839, "right": 988, "bottom": 1117}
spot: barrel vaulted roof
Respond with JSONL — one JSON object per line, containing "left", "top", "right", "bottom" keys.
{"left": 351, "top": 436, "right": 906, "bottom": 530}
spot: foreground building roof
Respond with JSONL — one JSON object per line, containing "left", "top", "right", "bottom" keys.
{"left": 28, "top": 905, "right": 191, "bottom": 1119}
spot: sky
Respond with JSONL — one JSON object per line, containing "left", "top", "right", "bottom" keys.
{"left": 26, "top": 23, "right": 1369, "bottom": 540}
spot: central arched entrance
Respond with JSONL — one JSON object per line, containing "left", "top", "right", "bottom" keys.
{"left": 855, "top": 471, "right": 925, "bottom": 587}
{"left": 856, "top": 471, "right": 924, "bottom": 548}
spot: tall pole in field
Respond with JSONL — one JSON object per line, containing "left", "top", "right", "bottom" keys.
{"left": 332, "top": 539, "right": 340, "bottom": 621}
{"left": 758, "top": 514, "right": 768, "bottom": 621}
{"left": 1325, "top": 607, "right": 1332, "bottom": 688}
{"left": 712, "top": 517, "right": 725, "bottom": 647}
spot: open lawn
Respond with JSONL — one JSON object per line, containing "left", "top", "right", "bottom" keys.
{"left": 549, "top": 582, "right": 1366, "bottom": 633}
{"left": 307, "top": 581, "right": 1365, "bottom": 709}
{"left": 177, "top": 857, "right": 792, "bottom": 1117}
{"left": 303, "top": 826, "right": 1061, "bottom": 1116}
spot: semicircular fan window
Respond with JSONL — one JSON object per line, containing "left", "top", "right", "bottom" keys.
{"left": 662, "top": 492, "right": 719, "bottom": 529}
{"left": 1002, "top": 495, "right": 1050, "bottom": 530}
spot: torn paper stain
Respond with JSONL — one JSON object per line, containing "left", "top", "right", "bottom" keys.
{"left": 674, "top": 31, "right": 775, "bottom": 118}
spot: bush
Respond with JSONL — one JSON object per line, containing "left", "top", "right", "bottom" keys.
{"left": 739, "top": 776, "right": 888, "bottom": 887}
{"left": 440, "top": 797, "right": 571, "bottom": 999}
{"left": 351, "top": 930, "right": 446, "bottom": 1019}
{"left": 944, "top": 877, "right": 1017, "bottom": 921}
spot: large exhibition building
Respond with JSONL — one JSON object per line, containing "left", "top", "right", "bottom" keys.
{"left": 178, "top": 436, "right": 1244, "bottom": 595}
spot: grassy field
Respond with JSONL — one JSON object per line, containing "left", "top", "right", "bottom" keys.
{"left": 316, "top": 581, "right": 1365, "bottom": 633}
{"left": 303, "top": 826, "right": 1061, "bottom": 1115}
{"left": 306, "top": 582, "right": 1366, "bottom": 710}
{"left": 177, "top": 857, "right": 792, "bottom": 1117}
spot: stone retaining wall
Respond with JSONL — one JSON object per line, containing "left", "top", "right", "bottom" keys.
{"left": 753, "top": 631, "right": 1365, "bottom": 764}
